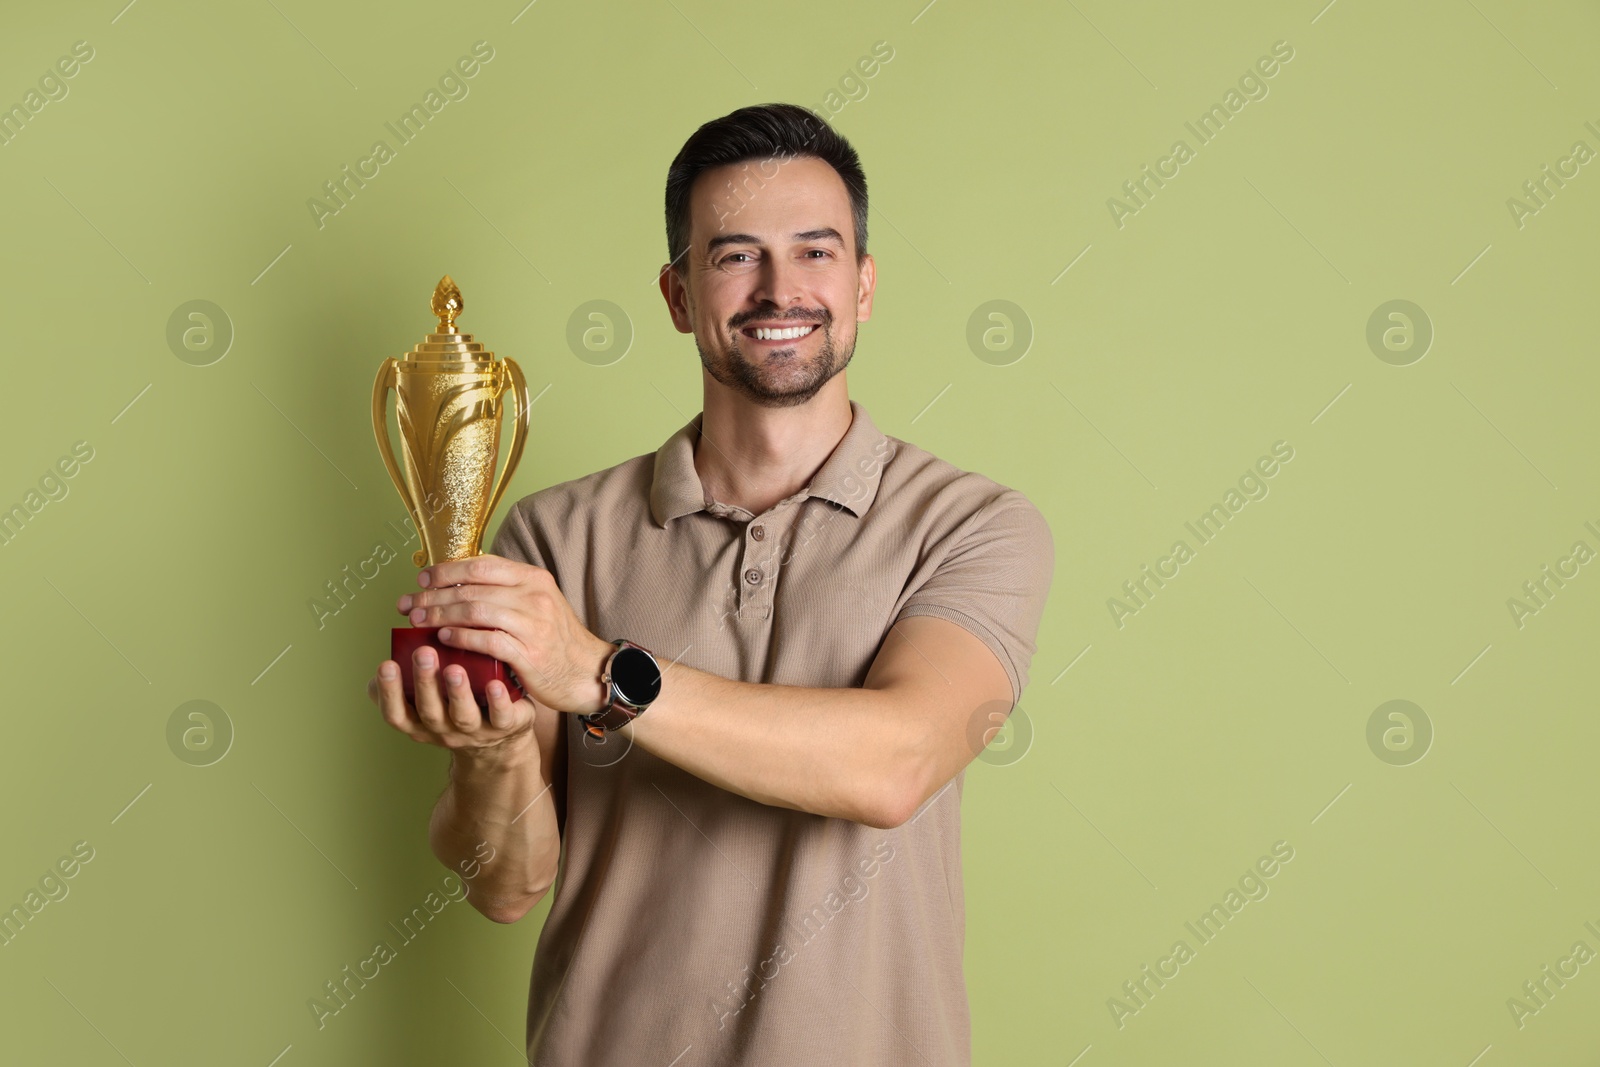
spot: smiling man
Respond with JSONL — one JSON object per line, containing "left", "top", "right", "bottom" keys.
{"left": 370, "top": 102, "right": 1054, "bottom": 1065}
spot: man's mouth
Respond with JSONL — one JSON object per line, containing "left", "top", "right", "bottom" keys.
{"left": 740, "top": 323, "right": 820, "bottom": 343}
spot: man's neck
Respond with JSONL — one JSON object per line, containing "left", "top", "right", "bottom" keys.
{"left": 693, "top": 377, "right": 853, "bottom": 516}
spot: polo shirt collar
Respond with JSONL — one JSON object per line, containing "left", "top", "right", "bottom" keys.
{"left": 649, "top": 399, "right": 888, "bottom": 527}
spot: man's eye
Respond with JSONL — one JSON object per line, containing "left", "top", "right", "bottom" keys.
{"left": 804, "top": 249, "right": 831, "bottom": 258}
{"left": 723, "top": 252, "right": 754, "bottom": 264}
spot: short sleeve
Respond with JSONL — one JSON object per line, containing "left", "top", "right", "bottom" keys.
{"left": 488, "top": 497, "right": 549, "bottom": 573}
{"left": 893, "top": 493, "right": 1054, "bottom": 707}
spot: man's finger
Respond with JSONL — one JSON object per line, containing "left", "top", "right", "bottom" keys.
{"left": 408, "top": 598, "right": 520, "bottom": 633}
{"left": 437, "top": 626, "right": 530, "bottom": 680}
{"left": 438, "top": 626, "right": 555, "bottom": 695}
{"left": 421, "top": 554, "right": 524, "bottom": 592}
{"left": 398, "top": 583, "right": 522, "bottom": 616}
{"left": 412, "top": 646, "right": 450, "bottom": 733}
{"left": 443, "top": 664, "right": 482, "bottom": 731}
{"left": 376, "top": 662, "right": 427, "bottom": 740}
{"left": 484, "top": 680, "right": 526, "bottom": 732}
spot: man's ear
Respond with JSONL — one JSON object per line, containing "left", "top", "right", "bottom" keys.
{"left": 659, "top": 264, "right": 695, "bottom": 334}
{"left": 855, "top": 253, "right": 876, "bottom": 323}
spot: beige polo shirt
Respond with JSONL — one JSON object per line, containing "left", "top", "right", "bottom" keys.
{"left": 489, "top": 397, "right": 1054, "bottom": 1066}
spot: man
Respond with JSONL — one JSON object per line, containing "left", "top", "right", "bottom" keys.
{"left": 369, "top": 102, "right": 1053, "bottom": 1065}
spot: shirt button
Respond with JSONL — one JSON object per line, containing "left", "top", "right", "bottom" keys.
{"left": 750, "top": 525, "right": 765, "bottom": 541}
{"left": 744, "top": 568, "right": 762, "bottom": 585}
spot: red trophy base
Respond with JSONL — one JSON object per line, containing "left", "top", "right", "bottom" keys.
{"left": 392, "top": 627, "right": 526, "bottom": 712}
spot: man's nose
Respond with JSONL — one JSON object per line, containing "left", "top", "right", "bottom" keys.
{"left": 752, "top": 255, "right": 807, "bottom": 310}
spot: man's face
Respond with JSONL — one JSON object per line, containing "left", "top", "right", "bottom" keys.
{"left": 661, "top": 154, "right": 875, "bottom": 408}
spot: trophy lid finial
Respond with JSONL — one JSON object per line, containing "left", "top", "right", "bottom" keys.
{"left": 431, "top": 275, "right": 464, "bottom": 332}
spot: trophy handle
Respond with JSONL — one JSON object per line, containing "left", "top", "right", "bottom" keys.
{"left": 483, "top": 357, "right": 530, "bottom": 542}
{"left": 371, "top": 357, "right": 430, "bottom": 567}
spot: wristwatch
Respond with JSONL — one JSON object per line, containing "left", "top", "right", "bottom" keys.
{"left": 579, "top": 639, "right": 663, "bottom": 738}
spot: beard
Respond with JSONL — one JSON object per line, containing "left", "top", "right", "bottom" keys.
{"left": 696, "top": 310, "right": 855, "bottom": 408}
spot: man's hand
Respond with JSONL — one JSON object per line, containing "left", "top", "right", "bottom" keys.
{"left": 370, "top": 626, "right": 567, "bottom": 929}
{"left": 396, "top": 554, "right": 612, "bottom": 716}
{"left": 368, "top": 647, "right": 538, "bottom": 753}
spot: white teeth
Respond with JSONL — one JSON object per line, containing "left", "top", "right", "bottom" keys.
{"left": 751, "top": 324, "right": 816, "bottom": 340}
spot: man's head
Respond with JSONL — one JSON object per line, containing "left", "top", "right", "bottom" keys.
{"left": 660, "top": 103, "right": 876, "bottom": 409}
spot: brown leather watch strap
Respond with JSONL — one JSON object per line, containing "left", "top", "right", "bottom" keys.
{"left": 581, "top": 699, "right": 638, "bottom": 736}
{"left": 579, "top": 640, "right": 655, "bottom": 737}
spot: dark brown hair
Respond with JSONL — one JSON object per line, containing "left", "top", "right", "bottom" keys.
{"left": 664, "top": 103, "right": 868, "bottom": 274}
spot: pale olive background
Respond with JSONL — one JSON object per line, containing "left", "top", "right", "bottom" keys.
{"left": 2, "top": 0, "right": 1597, "bottom": 1063}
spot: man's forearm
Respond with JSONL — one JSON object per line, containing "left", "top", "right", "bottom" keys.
{"left": 623, "top": 662, "right": 930, "bottom": 829}
{"left": 429, "top": 738, "right": 560, "bottom": 923}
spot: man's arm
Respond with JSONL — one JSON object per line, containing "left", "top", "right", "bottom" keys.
{"left": 406, "top": 552, "right": 1015, "bottom": 829}
{"left": 624, "top": 614, "right": 1012, "bottom": 829}
{"left": 369, "top": 644, "right": 574, "bottom": 923}
{"left": 405, "top": 539, "right": 1036, "bottom": 834}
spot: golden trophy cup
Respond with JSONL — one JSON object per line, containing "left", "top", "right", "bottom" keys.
{"left": 372, "top": 275, "right": 530, "bottom": 708}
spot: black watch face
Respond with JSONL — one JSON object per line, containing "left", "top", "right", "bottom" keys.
{"left": 611, "top": 647, "right": 662, "bottom": 706}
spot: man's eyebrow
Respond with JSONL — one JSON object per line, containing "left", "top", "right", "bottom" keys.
{"left": 704, "top": 228, "right": 846, "bottom": 255}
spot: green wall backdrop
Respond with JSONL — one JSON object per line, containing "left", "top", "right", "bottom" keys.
{"left": 2, "top": 0, "right": 1597, "bottom": 1063}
